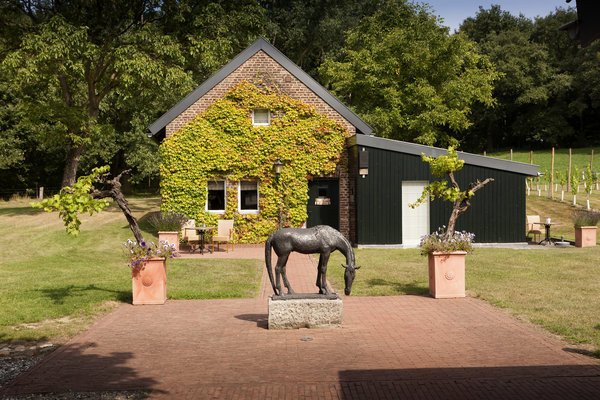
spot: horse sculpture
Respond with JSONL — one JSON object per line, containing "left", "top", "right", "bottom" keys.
{"left": 265, "top": 225, "right": 360, "bottom": 296}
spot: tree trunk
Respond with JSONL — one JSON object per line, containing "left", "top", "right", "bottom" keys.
{"left": 92, "top": 170, "right": 144, "bottom": 243}
{"left": 446, "top": 202, "right": 461, "bottom": 237}
{"left": 61, "top": 143, "right": 86, "bottom": 188}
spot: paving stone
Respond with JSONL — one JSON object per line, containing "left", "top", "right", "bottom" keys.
{"left": 2, "top": 247, "right": 600, "bottom": 399}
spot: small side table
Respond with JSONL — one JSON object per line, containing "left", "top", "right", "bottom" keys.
{"left": 533, "top": 222, "right": 561, "bottom": 245}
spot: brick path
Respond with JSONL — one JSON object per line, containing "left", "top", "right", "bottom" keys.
{"left": 2, "top": 247, "right": 600, "bottom": 399}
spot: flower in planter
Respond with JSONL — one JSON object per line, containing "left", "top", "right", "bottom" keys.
{"left": 123, "top": 239, "right": 179, "bottom": 268}
{"left": 571, "top": 209, "right": 600, "bottom": 227}
{"left": 419, "top": 227, "right": 475, "bottom": 256}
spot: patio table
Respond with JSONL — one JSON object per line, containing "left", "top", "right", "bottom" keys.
{"left": 533, "top": 221, "right": 561, "bottom": 245}
{"left": 185, "top": 226, "right": 216, "bottom": 254}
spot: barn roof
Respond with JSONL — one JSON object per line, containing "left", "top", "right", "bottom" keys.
{"left": 148, "top": 37, "right": 373, "bottom": 139}
{"left": 352, "top": 135, "right": 539, "bottom": 176}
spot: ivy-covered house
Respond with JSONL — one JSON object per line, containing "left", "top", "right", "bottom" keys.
{"left": 148, "top": 38, "right": 538, "bottom": 245}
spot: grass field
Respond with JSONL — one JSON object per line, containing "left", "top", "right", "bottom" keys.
{"left": 488, "top": 147, "right": 599, "bottom": 173}
{"left": 489, "top": 147, "right": 600, "bottom": 210}
{"left": 0, "top": 197, "right": 262, "bottom": 342}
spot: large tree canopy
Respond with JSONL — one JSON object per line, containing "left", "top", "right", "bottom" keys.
{"left": 1, "top": 1, "right": 194, "bottom": 188}
{"left": 460, "top": 5, "right": 600, "bottom": 151}
{"left": 319, "top": 0, "right": 498, "bottom": 146}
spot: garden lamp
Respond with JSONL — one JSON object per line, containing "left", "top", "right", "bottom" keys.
{"left": 273, "top": 158, "right": 283, "bottom": 180}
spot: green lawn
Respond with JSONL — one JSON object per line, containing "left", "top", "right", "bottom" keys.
{"left": 488, "top": 147, "right": 599, "bottom": 173}
{"left": 0, "top": 197, "right": 262, "bottom": 342}
{"left": 489, "top": 147, "right": 600, "bottom": 210}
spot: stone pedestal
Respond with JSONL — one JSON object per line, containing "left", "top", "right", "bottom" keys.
{"left": 268, "top": 293, "right": 343, "bottom": 330}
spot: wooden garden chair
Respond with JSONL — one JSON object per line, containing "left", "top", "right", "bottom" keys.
{"left": 182, "top": 219, "right": 201, "bottom": 253}
{"left": 212, "top": 219, "right": 234, "bottom": 253}
{"left": 526, "top": 215, "right": 542, "bottom": 242}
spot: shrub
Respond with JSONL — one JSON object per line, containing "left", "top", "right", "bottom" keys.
{"left": 145, "top": 212, "right": 187, "bottom": 233}
{"left": 419, "top": 227, "right": 475, "bottom": 255}
{"left": 571, "top": 210, "right": 600, "bottom": 227}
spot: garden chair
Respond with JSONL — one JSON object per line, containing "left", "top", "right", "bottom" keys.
{"left": 182, "top": 219, "right": 201, "bottom": 252}
{"left": 212, "top": 219, "right": 234, "bottom": 253}
{"left": 526, "top": 215, "right": 542, "bottom": 242}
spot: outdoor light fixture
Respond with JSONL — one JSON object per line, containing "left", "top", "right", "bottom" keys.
{"left": 359, "top": 148, "right": 369, "bottom": 178}
{"left": 273, "top": 158, "right": 283, "bottom": 179}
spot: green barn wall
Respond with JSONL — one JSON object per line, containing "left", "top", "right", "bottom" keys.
{"left": 353, "top": 146, "right": 526, "bottom": 244}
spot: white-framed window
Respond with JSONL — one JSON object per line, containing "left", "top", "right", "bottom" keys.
{"left": 238, "top": 181, "right": 259, "bottom": 213}
{"left": 252, "top": 109, "right": 270, "bottom": 126}
{"left": 206, "top": 180, "right": 226, "bottom": 212}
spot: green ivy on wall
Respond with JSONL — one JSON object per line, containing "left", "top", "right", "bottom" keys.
{"left": 160, "top": 81, "right": 348, "bottom": 242}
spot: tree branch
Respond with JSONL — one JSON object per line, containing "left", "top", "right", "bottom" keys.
{"left": 58, "top": 73, "right": 74, "bottom": 107}
{"left": 470, "top": 178, "right": 495, "bottom": 194}
{"left": 91, "top": 169, "right": 144, "bottom": 243}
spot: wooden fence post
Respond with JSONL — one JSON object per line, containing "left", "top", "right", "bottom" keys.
{"left": 567, "top": 148, "right": 572, "bottom": 190}
{"left": 550, "top": 148, "right": 554, "bottom": 199}
{"left": 530, "top": 150, "right": 533, "bottom": 164}
{"left": 510, "top": 149, "right": 513, "bottom": 161}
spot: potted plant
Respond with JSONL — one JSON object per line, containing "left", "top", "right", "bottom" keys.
{"left": 410, "top": 147, "right": 493, "bottom": 298}
{"left": 124, "top": 240, "right": 179, "bottom": 305}
{"left": 420, "top": 228, "right": 475, "bottom": 298}
{"left": 146, "top": 212, "right": 187, "bottom": 252}
{"left": 571, "top": 209, "right": 600, "bottom": 248}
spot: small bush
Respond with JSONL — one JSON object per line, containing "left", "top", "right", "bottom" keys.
{"left": 420, "top": 227, "right": 475, "bottom": 255}
{"left": 145, "top": 212, "right": 187, "bottom": 233}
{"left": 571, "top": 210, "right": 600, "bottom": 227}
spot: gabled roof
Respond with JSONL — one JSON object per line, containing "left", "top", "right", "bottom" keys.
{"left": 352, "top": 135, "right": 539, "bottom": 177}
{"left": 148, "top": 37, "right": 373, "bottom": 138}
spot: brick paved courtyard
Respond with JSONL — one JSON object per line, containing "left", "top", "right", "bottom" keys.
{"left": 2, "top": 249, "right": 600, "bottom": 399}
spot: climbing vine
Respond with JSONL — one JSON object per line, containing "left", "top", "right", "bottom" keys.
{"left": 160, "top": 81, "right": 348, "bottom": 242}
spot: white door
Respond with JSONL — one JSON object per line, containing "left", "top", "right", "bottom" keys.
{"left": 402, "top": 181, "right": 430, "bottom": 247}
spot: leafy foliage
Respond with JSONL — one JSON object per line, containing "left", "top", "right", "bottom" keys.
{"left": 410, "top": 147, "right": 493, "bottom": 238}
{"left": 319, "top": 0, "right": 498, "bottom": 146}
{"left": 160, "top": 81, "right": 348, "bottom": 242}
{"left": 1, "top": 11, "right": 193, "bottom": 187}
{"left": 570, "top": 165, "right": 580, "bottom": 195}
{"left": 32, "top": 166, "right": 110, "bottom": 235}
{"left": 410, "top": 147, "right": 466, "bottom": 206}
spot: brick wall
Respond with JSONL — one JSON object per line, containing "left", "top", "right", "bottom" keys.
{"left": 166, "top": 50, "right": 357, "bottom": 243}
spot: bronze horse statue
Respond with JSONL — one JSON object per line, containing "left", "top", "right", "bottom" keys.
{"left": 265, "top": 225, "right": 360, "bottom": 296}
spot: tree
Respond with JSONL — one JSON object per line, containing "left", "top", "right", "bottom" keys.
{"left": 262, "top": 0, "right": 381, "bottom": 78}
{"left": 459, "top": 5, "right": 600, "bottom": 151}
{"left": 319, "top": 0, "right": 498, "bottom": 146}
{"left": 410, "top": 147, "right": 494, "bottom": 239}
{"left": 1, "top": 1, "right": 194, "bottom": 188}
{"left": 33, "top": 165, "right": 145, "bottom": 242}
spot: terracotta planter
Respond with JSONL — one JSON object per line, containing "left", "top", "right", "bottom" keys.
{"left": 158, "top": 231, "right": 180, "bottom": 252}
{"left": 428, "top": 251, "right": 466, "bottom": 299}
{"left": 574, "top": 226, "right": 597, "bottom": 248}
{"left": 132, "top": 257, "right": 167, "bottom": 305}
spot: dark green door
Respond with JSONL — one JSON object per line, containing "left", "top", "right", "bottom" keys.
{"left": 307, "top": 179, "right": 339, "bottom": 229}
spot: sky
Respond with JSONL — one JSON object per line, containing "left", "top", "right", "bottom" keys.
{"left": 422, "top": 1, "right": 574, "bottom": 32}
